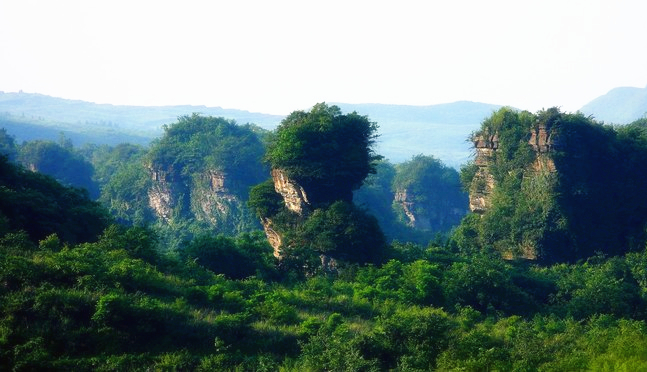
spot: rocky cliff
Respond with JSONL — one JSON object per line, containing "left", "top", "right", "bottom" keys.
{"left": 461, "top": 107, "right": 647, "bottom": 263}
{"left": 260, "top": 168, "right": 312, "bottom": 258}
{"left": 271, "top": 168, "right": 311, "bottom": 216}
{"left": 147, "top": 165, "right": 184, "bottom": 223}
{"left": 393, "top": 189, "right": 432, "bottom": 230}
{"left": 469, "top": 122, "right": 558, "bottom": 215}
{"left": 147, "top": 163, "right": 256, "bottom": 233}
{"left": 469, "top": 133, "right": 498, "bottom": 214}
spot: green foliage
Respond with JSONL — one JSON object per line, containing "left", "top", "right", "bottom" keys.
{"left": 148, "top": 114, "right": 266, "bottom": 190}
{"left": 355, "top": 157, "right": 468, "bottom": 244}
{"left": 99, "top": 156, "right": 153, "bottom": 225}
{"left": 0, "top": 128, "right": 17, "bottom": 161}
{"left": 295, "top": 201, "right": 387, "bottom": 265}
{"left": 266, "top": 103, "right": 381, "bottom": 205}
{"left": 443, "top": 254, "right": 537, "bottom": 315}
{"left": 353, "top": 161, "right": 399, "bottom": 237}
{"left": 0, "top": 157, "right": 110, "bottom": 244}
{"left": 7, "top": 102, "right": 647, "bottom": 370}
{"left": 83, "top": 143, "right": 154, "bottom": 225}
{"left": 248, "top": 178, "right": 285, "bottom": 219}
{"left": 18, "top": 139, "right": 99, "bottom": 198}
{"left": 142, "top": 114, "right": 267, "bottom": 242}
{"left": 252, "top": 105, "right": 387, "bottom": 268}
{"left": 457, "top": 107, "right": 647, "bottom": 262}
{"left": 180, "top": 233, "right": 276, "bottom": 280}
{"left": 2, "top": 210, "right": 647, "bottom": 369}
{"left": 392, "top": 154, "right": 468, "bottom": 231}
{"left": 293, "top": 313, "right": 379, "bottom": 371}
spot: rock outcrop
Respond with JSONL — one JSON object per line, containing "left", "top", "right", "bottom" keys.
{"left": 262, "top": 169, "right": 341, "bottom": 270}
{"left": 261, "top": 218, "right": 283, "bottom": 257}
{"left": 261, "top": 169, "right": 312, "bottom": 258}
{"left": 394, "top": 189, "right": 432, "bottom": 230}
{"left": 271, "top": 168, "right": 311, "bottom": 216}
{"left": 192, "top": 170, "right": 240, "bottom": 225}
{"left": 528, "top": 122, "right": 558, "bottom": 173}
{"left": 147, "top": 165, "right": 184, "bottom": 223}
{"left": 469, "top": 133, "right": 498, "bottom": 214}
{"left": 468, "top": 122, "right": 560, "bottom": 215}
{"left": 147, "top": 164, "right": 254, "bottom": 233}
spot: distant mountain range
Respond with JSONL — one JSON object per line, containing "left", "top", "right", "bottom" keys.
{"left": 3, "top": 87, "right": 645, "bottom": 168}
{"left": 580, "top": 86, "right": 647, "bottom": 124}
{"left": 0, "top": 91, "right": 504, "bottom": 167}
{"left": 333, "top": 102, "right": 502, "bottom": 166}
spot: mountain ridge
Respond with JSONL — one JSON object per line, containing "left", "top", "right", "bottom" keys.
{"left": 579, "top": 85, "right": 647, "bottom": 124}
{"left": 0, "top": 91, "right": 503, "bottom": 166}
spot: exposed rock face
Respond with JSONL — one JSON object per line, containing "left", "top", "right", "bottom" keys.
{"left": 271, "top": 168, "right": 311, "bottom": 216}
{"left": 192, "top": 170, "right": 239, "bottom": 225}
{"left": 528, "top": 123, "right": 557, "bottom": 173}
{"left": 394, "top": 189, "right": 432, "bottom": 229}
{"left": 147, "top": 165, "right": 250, "bottom": 232}
{"left": 261, "top": 217, "right": 283, "bottom": 258}
{"left": 147, "top": 165, "right": 184, "bottom": 223}
{"left": 469, "top": 133, "right": 498, "bottom": 214}
{"left": 469, "top": 123, "right": 559, "bottom": 215}
{"left": 260, "top": 169, "right": 313, "bottom": 258}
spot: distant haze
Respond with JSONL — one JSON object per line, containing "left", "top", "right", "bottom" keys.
{"left": 580, "top": 86, "right": 647, "bottom": 124}
{"left": 1, "top": 1, "right": 646, "bottom": 115}
{"left": 3, "top": 86, "right": 647, "bottom": 169}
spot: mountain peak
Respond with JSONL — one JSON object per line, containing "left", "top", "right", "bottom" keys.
{"left": 580, "top": 86, "right": 647, "bottom": 124}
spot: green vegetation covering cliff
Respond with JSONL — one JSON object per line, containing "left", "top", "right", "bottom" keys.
{"left": 5, "top": 102, "right": 647, "bottom": 370}
{"left": 458, "top": 107, "right": 647, "bottom": 262}
{"left": 97, "top": 114, "right": 269, "bottom": 248}
{"left": 354, "top": 156, "right": 468, "bottom": 244}
{"left": 251, "top": 103, "right": 387, "bottom": 267}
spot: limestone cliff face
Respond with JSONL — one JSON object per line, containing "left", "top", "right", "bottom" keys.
{"left": 528, "top": 123, "right": 558, "bottom": 173}
{"left": 271, "top": 168, "right": 311, "bottom": 216}
{"left": 147, "top": 164, "right": 252, "bottom": 232}
{"left": 468, "top": 123, "right": 559, "bottom": 215}
{"left": 147, "top": 165, "right": 184, "bottom": 223}
{"left": 264, "top": 169, "right": 338, "bottom": 271}
{"left": 469, "top": 133, "right": 498, "bottom": 214}
{"left": 394, "top": 189, "right": 432, "bottom": 230}
{"left": 260, "top": 169, "right": 312, "bottom": 258}
{"left": 261, "top": 217, "right": 283, "bottom": 258}
{"left": 191, "top": 170, "right": 240, "bottom": 225}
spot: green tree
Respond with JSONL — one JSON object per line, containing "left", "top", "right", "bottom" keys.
{"left": 0, "top": 128, "right": 17, "bottom": 161}
{"left": 266, "top": 103, "right": 381, "bottom": 205}
{"left": 0, "top": 156, "right": 109, "bottom": 244}
{"left": 296, "top": 201, "right": 387, "bottom": 264}
{"left": 392, "top": 154, "right": 468, "bottom": 234}
{"left": 18, "top": 139, "right": 99, "bottom": 198}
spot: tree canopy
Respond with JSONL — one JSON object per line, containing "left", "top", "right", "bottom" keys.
{"left": 266, "top": 103, "right": 381, "bottom": 205}
{"left": 456, "top": 108, "right": 647, "bottom": 262}
{"left": 148, "top": 114, "right": 267, "bottom": 189}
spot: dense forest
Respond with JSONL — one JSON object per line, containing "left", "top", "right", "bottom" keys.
{"left": 2, "top": 104, "right": 647, "bottom": 370}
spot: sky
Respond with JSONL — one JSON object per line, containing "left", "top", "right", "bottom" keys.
{"left": 1, "top": 0, "right": 646, "bottom": 115}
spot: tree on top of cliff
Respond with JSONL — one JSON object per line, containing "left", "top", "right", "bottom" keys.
{"left": 455, "top": 107, "right": 647, "bottom": 263}
{"left": 266, "top": 103, "right": 381, "bottom": 205}
{"left": 148, "top": 114, "right": 267, "bottom": 189}
{"left": 391, "top": 154, "right": 468, "bottom": 233}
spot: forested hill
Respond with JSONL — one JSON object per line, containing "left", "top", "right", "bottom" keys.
{"left": 580, "top": 85, "right": 647, "bottom": 124}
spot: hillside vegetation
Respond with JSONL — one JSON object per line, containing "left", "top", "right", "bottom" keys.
{"left": 2, "top": 104, "right": 647, "bottom": 370}
{"left": 458, "top": 108, "right": 647, "bottom": 263}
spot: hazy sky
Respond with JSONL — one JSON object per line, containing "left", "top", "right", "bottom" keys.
{"left": 1, "top": 0, "right": 646, "bottom": 115}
